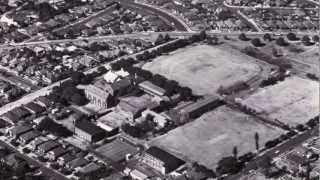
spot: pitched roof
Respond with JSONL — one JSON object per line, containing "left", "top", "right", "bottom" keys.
{"left": 10, "top": 125, "right": 33, "bottom": 136}
{"left": 38, "top": 140, "right": 60, "bottom": 152}
{"left": 75, "top": 119, "right": 106, "bottom": 136}
{"left": 24, "top": 102, "right": 46, "bottom": 114}
{"left": 67, "top": 157, "right": 89, "bottom": 169}
{"left": 145, "top": 147, "right": 184, "bottom": 172}
{"left": 19, "top": 130, "right": 41, "bottom": 142}
{"left": 138, "top": 81, "right": 166, "bottom": 96}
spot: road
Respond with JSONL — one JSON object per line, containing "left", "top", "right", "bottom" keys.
{"left": 0, "top": 39, "right": 179, "bottom": 118}
{"left": 0, "top": 65, "right": 39, "bottom": 91}
{"left": 26, "top": 2, "right": 119, "bottom": 42}
{"left": 223, "top": 1, "right": 318, "bottom": 10}
{"left": 0, "top": 140, "right": 69, "bottom": 180}
{"left": 226, "top": 126, "right": 319, "bottom": 180}
{"left": 0, "top": 30, "right": 318, "bottom": 49}
{"left": 118, "top": 0, "right": 189, "bottom": 32}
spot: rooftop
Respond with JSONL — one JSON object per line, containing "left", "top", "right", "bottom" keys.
{"left": 138, "top": 81, "right": 166, "bottom": 96}
{"left": 75, "top": 119, "right": 106, "bottom": 136}
{"left": 145, "top": 146, "right": 184, "bottom": 172}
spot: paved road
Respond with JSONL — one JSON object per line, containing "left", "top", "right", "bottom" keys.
{"left": 226, "top": 126, "right": 319, "bottom": 180}
{"left": 118, "top": 0, "right": 189, "bottom": 32}
{"left": 223, "top": 1, "right": 318, "bottom": 10}
{"left": 1, "top": 31, "right": 318, "bottom": 49}
{"left": 0, "top": 140, "right": 69, "bottom": 180}
{"left": 0, "top": 65, "right": 39, "bottom": 91}
{"left": 0, "top": 39, "right": 179, "bottom": 118}
{"left": 26, "top": 2, "right": 119, "bottom": 42}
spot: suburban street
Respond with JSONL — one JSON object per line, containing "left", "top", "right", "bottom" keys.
{"left": 0, "top": 139, "right": 69, "bottom": 180}
{"left": 226, "top": 127, "right": 319, "bottom": 180}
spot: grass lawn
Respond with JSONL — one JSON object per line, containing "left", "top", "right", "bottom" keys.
{"left": 241, "top": 76, "right": 319, "bottom": 126}
{"left": 143, "top": 44, "right": 262, "bottom": 96}
{"left": 151, "top": 106, "right": 285, "bottom": 169}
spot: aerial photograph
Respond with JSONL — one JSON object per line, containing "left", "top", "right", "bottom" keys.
{"left": 0, "top": 0, "right": 318, "bottom": 180}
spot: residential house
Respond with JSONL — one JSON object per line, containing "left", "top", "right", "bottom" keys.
{"left": 66, "top": 157, "right": 89, "bottom": 170}
{"left": 4, "top": 153, "right": 29, "bottom": 175}
{"left": 30, "top": 137, "right": 48, "bottom": 151}
{"left": 18, "top": 130, "right": 41, "bottom": 145}
{"left": 74, "top": 119, "right": 106, "bottom": 143}
{"left": 57, "top": 153, "right": 76, "bottom": 166}
{"left": 24, "top": 102, "right": 46, "bottom": 115}
{"left": 78, "top": 162, "right": 106, "bottom": 180}
{"left": 47, "top": 146, "right": 69, "bottom": 161}
{"left": 8, "top": 125, "right": 33, "bottom": 139}
{"left": 37, "top": 140, "right": 60, "bottom": 156}
{"left": 142, "top": 146, "right": 185, "bottom": 175}
{"left": 35, "top": 96, "right": 53, "bottom": 108}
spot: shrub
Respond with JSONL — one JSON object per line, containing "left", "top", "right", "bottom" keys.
{"left": 239, "top": 33, "right": 250, "bottom": 41}
{"left": 287, "top": 32, "right": 299, "bottom": 41}
{"left": 276, "top": 37, "right": 290, "bottom": 46}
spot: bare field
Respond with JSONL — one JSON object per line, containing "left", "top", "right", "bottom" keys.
{"left": 151, "top": 106, "right": 284, "bottom": 169}
{"left": 143, "top": 44, "right": 262, "bottom": 96}
{"left": 241, "top": 76, "right": 319, "bottom": 126}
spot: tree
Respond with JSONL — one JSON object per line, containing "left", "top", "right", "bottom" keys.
{"left": 287, "top": 32, "right": 299, "bottom": 41}
{"left": 180, "top": 87, "right": 193, "bottom": 100}
{"left": 155, "top": 34, "right": 165, "bottom": 45}
{"left": 251, "top": 38, "right": 264, "bottom": 47}
{"left": 216, "top": 156, "right": 243, "bottom": 175}
{"left": 276, "top": 37, "right": 289, "bottom": 46}
{"left": 71, "top": 71, "right": 85, "bottom": 84}
{"left": 153, "top": 74, "right": 167, "bottom": 87}
{"left": 254, "top": 132, "right": 259, "bottom": 152}
{"left": 97, "top": 66, "right": 108, "bottom": 74}
{"left": 164, "top": 34, "right": 171, "bottom": 41}
{"left": 295, "top": 124, "right": 306, "bottom": 132}
{"left": 233, "top": 146, "right": 238, "bottom": 159}
{"left": 70, "top": 93, "right": 88, "bottom": 106}
{"left": 263, "top": 33, "right": 273, "bottom": 41}
{"left": 302, "top": 35, "right": 314, "bottom": 46}
{"left": 313, "top": 35, "right": 319, "bottom": 42}
{"left": 239, "top": 33, "right": 250, "bottom": 41}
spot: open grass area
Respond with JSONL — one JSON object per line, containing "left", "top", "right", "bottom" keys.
{"left": 241, "top": 76, "right": 319, "bottom": 126}
{"left": 151, "top": 106, "right": 284, "bottom": 169}
{"left": 143, "top": 44, "right": 262, "bottom": 96}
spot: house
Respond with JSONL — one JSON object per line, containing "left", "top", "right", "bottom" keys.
{"left": 18, "top": 130, "right": 41, "bottom": 145}
{"left": 57, "top": 153, "right": 76, "bottom": 166}
{"left": 36, "top": 96, "right": 54, "bottom": 108}
{"left": 24, "top": 102, "right": 46, "bottom": 115}
{"left": 66, "top": 157, "right": 89, "bottom": 169}
{"left": 74, "top": 119, "right": 106, "bottom": 143}
{"left": 142, "top": 146, "right": 185, "bottom": 174}
{"left": 78, "top": 162, "right": 105, "bottom": 180}
{"left": 77, "top": 54, "right": 98, "bottom": 67}
{"left": 2, "top": 107, "right": 31, "bottom": 123}
{"left": 37, "top": 140, "right": 60, "bottom": 155}
{"left": 1, "top": 111, "right": 19, "bottom": 124}
{"left": 47, "top": 146, "right": 69, "bottom": 161}
{"left": 4, "top": 153, "right": 29, "bottom": 175}
{"left": 138, "top": 81, "right": 166, "bottom": 97}
{"left": 8, "top": 125, "right": 33, "bottom": 139}
{"left": 30, "top": 137, "right": 48, "bottom": 151}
